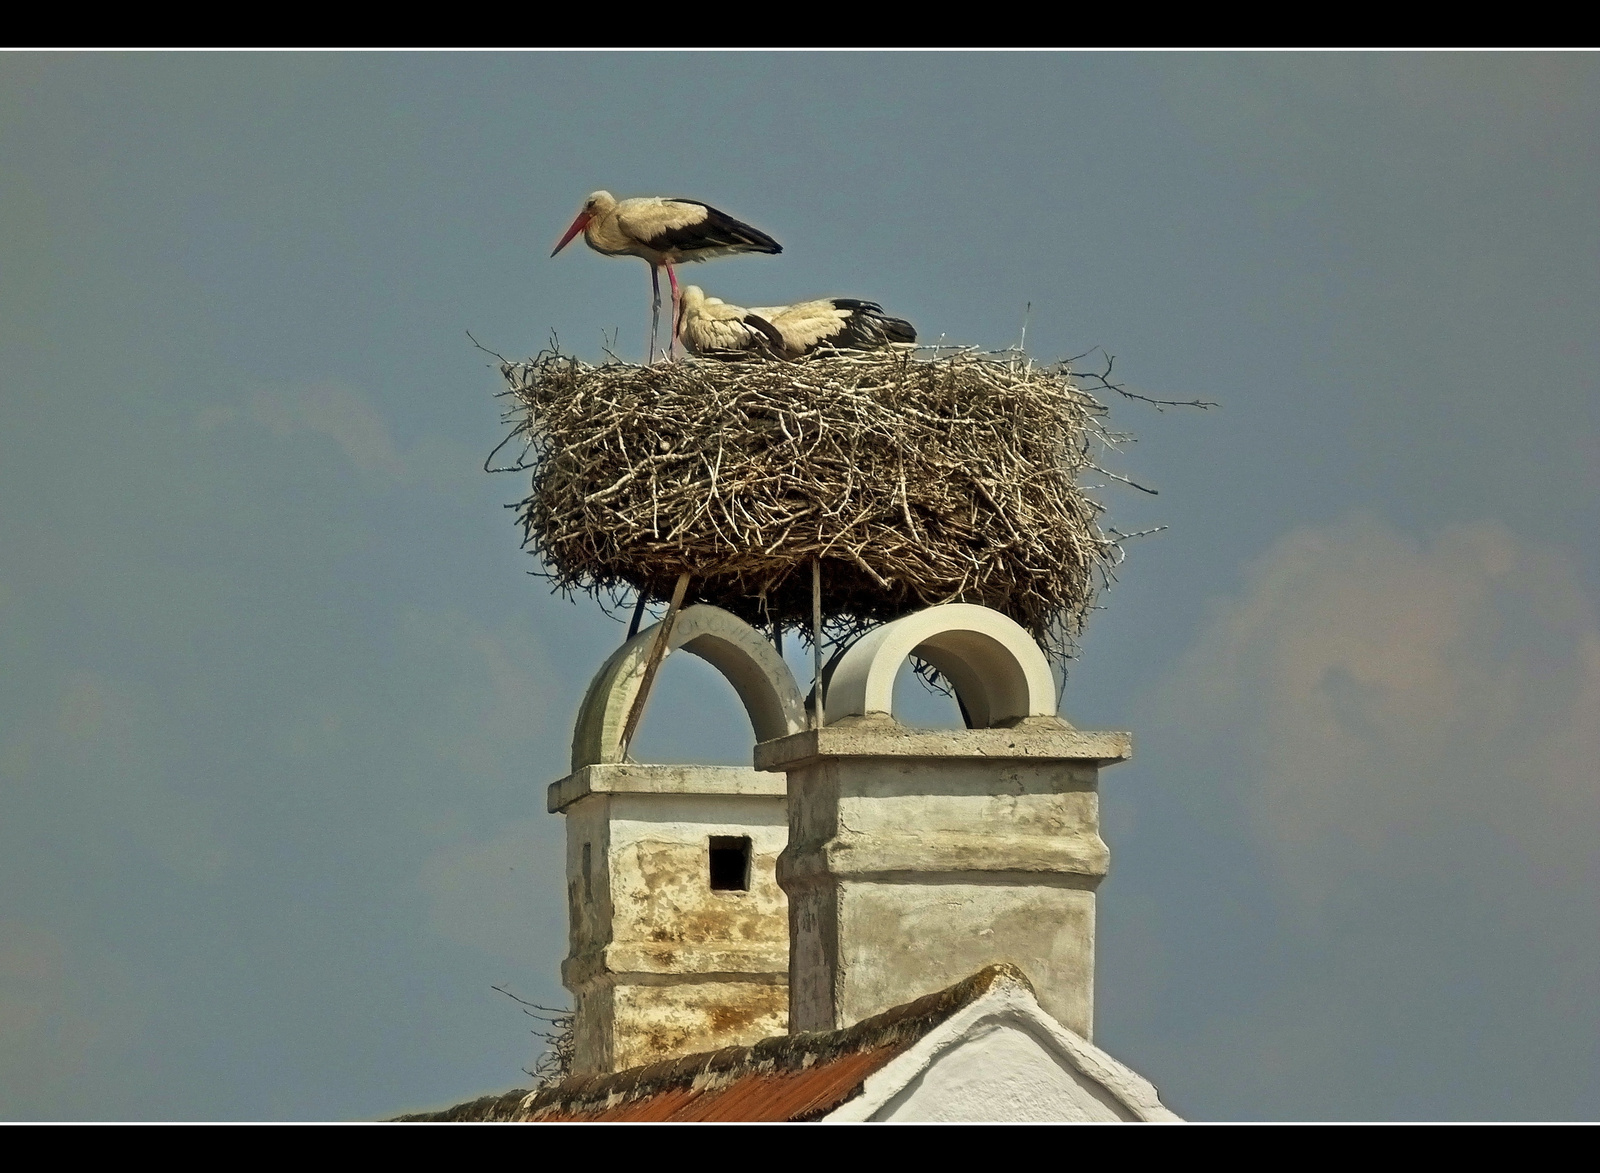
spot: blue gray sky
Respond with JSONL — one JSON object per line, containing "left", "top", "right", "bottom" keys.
{"left": 2, "top": 52, "right": 1597, "bottom": 1121}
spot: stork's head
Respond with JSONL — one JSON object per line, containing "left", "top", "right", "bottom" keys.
{"left": 551, "top": 191, "right": 617, "bottom": 256}
{"left": 676, "top": 285, "right": 707, "bottom": 334}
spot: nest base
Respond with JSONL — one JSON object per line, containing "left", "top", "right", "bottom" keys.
{"left": 495, "top": 347, "right": 1122, "bottom": 664}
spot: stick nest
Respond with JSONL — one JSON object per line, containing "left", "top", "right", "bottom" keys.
{"left": 494, "top": 347, "right": 1126, "bottom": 664}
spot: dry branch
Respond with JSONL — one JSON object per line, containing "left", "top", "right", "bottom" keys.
{"left": 495, "top": 346, "right": 1131, "bottom": 667}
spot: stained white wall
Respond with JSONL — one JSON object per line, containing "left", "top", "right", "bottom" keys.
{"left": 873, "top": 1017, "right": 1136, "bottom": 1122}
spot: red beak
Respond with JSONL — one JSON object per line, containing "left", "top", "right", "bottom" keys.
{"left": 551, "top": 212, "right": 592, "bottom": 257}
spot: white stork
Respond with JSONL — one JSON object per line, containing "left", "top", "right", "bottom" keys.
{"left": 677, "top": 286, "right": 917, "bottom": 360}
{"left": 675, "top": 286, "right": 786, "bottom": 358}
{"left": 550, "top": 191, "right": 782, "bottom": 361}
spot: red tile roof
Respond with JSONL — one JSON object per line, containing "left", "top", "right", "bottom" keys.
{"left": 536, "top": 1044, "right": 903, "bottom": 1123}
{"left": 398, "top": 965, "right": 1032, "bottom": 1123}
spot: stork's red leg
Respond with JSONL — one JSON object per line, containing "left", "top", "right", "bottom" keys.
{"left": 649, "top": 264, "right": 661, "bottom": 364}
{"left": 666, "top": 264, "right": 681, "bottom": 360}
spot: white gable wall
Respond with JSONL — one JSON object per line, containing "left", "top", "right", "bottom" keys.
{"left": 874, "top": 1017, "right": 1130, "bottom": 1122}
{"left": 825, "top": 980, "right": 1180, "bottom": 1123}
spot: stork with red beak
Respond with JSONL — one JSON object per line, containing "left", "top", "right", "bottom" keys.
{"left": 550, "top": 191, "right": 782, "bottom": 362}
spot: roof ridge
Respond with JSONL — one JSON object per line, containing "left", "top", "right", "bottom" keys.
{"left": 391, "top": 1086, "right": 531, "bottom": 1122}
{"left": 518, "top": 963, "right": 1032, "bottom": 1120}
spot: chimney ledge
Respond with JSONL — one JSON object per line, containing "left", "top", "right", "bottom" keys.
{"left": 549, "top": 762, "right": 786, "bottom": 813}
{"left": 777, "top": 830, "right": 1110, "bottom": 886}
{"left": 754, "top": 723, "right": 1132, "bottom": 773}
{"left": 563, "top": 944, "right": 790, "bottom": 986}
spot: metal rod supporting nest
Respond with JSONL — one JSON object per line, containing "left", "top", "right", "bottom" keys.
{"left": 619, "top": 570, "right": 690, "bottom": 758}
{"left": 812, "top": 558, "right": 823, "bottom": 730}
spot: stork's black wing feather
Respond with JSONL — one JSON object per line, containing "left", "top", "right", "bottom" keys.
{"left": 657, "top": 200, "right": 783, "bottom": 255}
{"left": 743, "top": 313, "right": 787, "bottom": 351}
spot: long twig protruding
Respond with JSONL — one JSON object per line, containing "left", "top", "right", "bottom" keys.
{"left": 1070, "top": 349, "right": 1218, "bottom": 411}
{"left": 492, "top": 984, "right": 573, "bottom": 1088}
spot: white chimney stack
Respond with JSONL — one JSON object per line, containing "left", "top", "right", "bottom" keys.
{"left": 756, "top": 605, "right": 1130, "bottom": 1038}
{"left": 550, "top": 605, "right": 806, "bottom": 1075}
{"left": 550, "top": 602, "right": 1129, "bottom": 1073}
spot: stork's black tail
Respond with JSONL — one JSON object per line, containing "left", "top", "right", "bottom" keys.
{"left": 831, "top": 300, "right": 918, "bottom": 349}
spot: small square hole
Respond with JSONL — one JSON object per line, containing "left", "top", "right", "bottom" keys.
{"left": 709, "top": 836, "right": 752, "bottom": 892}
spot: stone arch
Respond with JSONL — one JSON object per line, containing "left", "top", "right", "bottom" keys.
{"left": 571, "top": 604, "right": 807, "bottom": 770}
{"left": 824, "top": 603, "right": 1057, "bottom": 728}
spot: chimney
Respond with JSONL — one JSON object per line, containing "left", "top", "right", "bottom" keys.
{"left": 551, "top": 763, "right": 789, "bottom": 1075}
{"left": 757, "top": 605, "right": 1130, "bottom": 1039}
{"left": 551, "top": 605, "right": 806, "bottom": 1075}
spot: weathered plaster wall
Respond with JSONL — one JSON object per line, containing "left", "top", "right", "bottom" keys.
{"left": 608, "top": 982, "right": 788, "bottom": 1074}
{"left": 829, "top": 878, "right": 1097, "bottom": 1037}
{"left": 554, "top": 765, "right": 789, "bottom": 1074}
{"left": 606, "top": 793, "right": 788, "bottom": 968}
{"left": 764, "top": 721, "right": 1127, "bottom": 1040}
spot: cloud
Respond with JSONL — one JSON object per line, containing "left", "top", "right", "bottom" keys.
{"left": 1116, "top": 515, "right": 1600, "bottom": 1118}
{"left": 0, "top": 923, "right": 150, "bottom": 1120}
{"left": 1155, "top": 515, "right": 1600, "bottom": 901}
{"left": 391, "top": 608, "right": 566, "bottom": 781}
{"left": 197, "top": 379, "right": 484, "bottom": 500}
{"left": 394, "top": 609, "right": 568, "bottom": 960}
{"left": 0, "top": 924, "right": 88, "bottom": 1115}
{"left": 247, "top": 380, "right": 403, "bottom": 476}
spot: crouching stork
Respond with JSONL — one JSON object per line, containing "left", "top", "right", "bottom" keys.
{"left": 675, "top": 286, "right": 787, "bottom": 359}
{"left": 756, "top": 296, "right": 918, "bottom": 358}
{"left": 677, "top": 285, "right": 918, "bottom": 360}
{"left": 550, "top": 191, "right": 782, "bottom": 361}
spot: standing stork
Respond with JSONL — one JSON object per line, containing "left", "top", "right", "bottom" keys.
{"left": 551, "top": 192, "right": 782, "bottom": 362}
{"left": 677, "top": 285, "right": 918, "bottom": 360}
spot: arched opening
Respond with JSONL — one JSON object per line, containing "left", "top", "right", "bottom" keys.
{"left": 891, "top": 659, "right": 968, "bottom": 729}
{"left": 823, "top": 604, "right": 1057, "bottom": 728}
{"left": 625, "top": 649, "right": 762, "bottom": 765}
{"left": 570, "top": 604, "right": 807, "bottom": 770}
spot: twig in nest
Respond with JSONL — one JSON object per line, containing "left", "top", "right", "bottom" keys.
{"left": 1068, "top": 349, "right": 1219, "bottom": 412}
{"left": 493, "top": 345, "right": 1169, "bottom": 671}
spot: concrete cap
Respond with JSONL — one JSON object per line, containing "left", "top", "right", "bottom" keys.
{"left": 549, "top": 762, "right": 786, "bottom": 814}
{"left": 753, "top": 716, "right": 1132, "bottom": 773}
